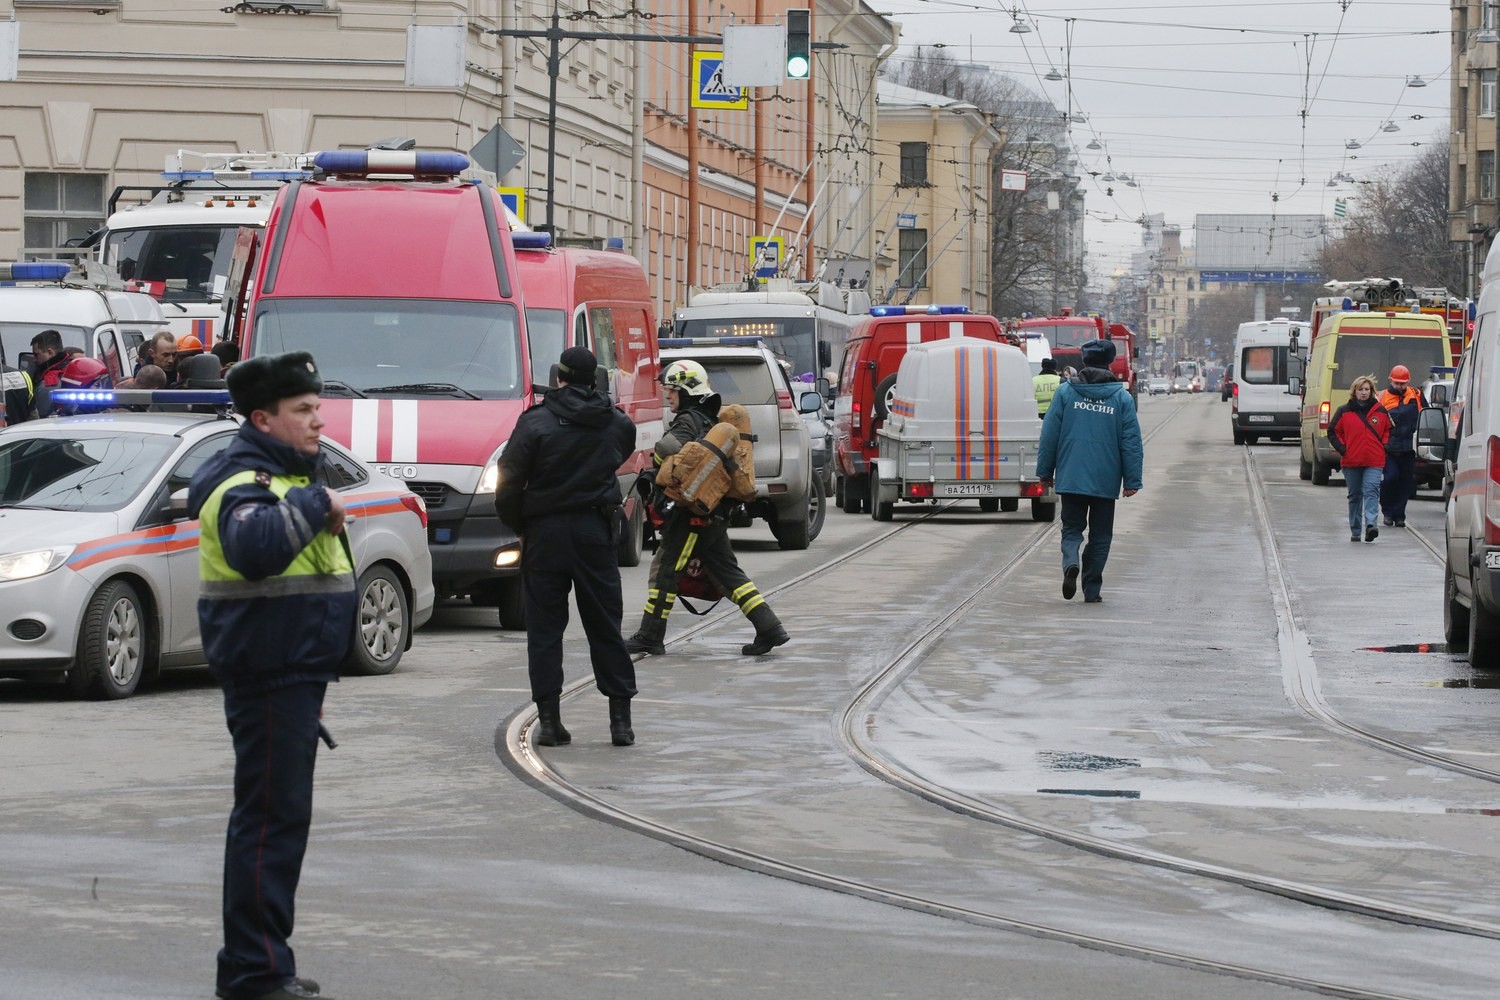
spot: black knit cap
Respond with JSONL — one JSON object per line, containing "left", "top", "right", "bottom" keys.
{"left": 227, "top": 350, "right": 323, "bottom": 414}
{"left": 1040, "top": 357, "right": 1058, "bottom": 373}
{"left": 556, "top": 346, "right": 598, "bottom": 385}
{"left": 1080, "top": 339, "right": 1117, "bottom": 368}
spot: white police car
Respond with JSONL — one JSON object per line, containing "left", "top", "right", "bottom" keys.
{"left": 0, "top": 389, "right": 435, "bottom": 699}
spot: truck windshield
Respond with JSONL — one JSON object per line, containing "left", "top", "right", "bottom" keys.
{"left": 676, "top": 316, "right": 819, "bottom": 383}
{"left": 1023, "top": 323, "right": 1098, "bottom": 350}
{"left": 0, "top": 433, "right": 177, "bottom": 512}
{"left": 1, "top": 324, "right": 90, "bottom": 369}
{"left": 104, "top": 226, "right": 240, "bottom": 304}
{"left": 251, "top": 298, "right": 525, "bottom": 399}
{"left": 525, "top": 307, "right": 567, "bottom": 388}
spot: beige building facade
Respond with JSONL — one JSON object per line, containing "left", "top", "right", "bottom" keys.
{"left": 0, "top": 1, "right": 897, "bottom": 322}
{"left": 1144, "top": 227, "right": 1221, "bottom": 359}
{"left": 1449, "top": 0, "right": 1500, "bottom": 297}
{"left": 871, "top": 79, "right": 1001, "bottom": 310}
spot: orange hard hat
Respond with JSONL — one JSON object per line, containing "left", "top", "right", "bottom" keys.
{"left": 1389, "top": 364, "right": 1411, "bottom": 382}
{"left": 176, "top": 334, "right": 205, "bottom": 352}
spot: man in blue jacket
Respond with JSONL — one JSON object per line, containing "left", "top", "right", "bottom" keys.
{"left": 188, "top": 351, "right": 353, "bottom": 1000}
{"left": 1036, "top": 339, "right": 1144, "bottom": 603}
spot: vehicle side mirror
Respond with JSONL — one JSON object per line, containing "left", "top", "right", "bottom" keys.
{"left": 815, "top": 376, "right": 832, "bottom": 400}
{"left": 18, "top": 350, "right": 35, "bottom": 376}
{"left": 798, "top": 390, "right": 822, "bottom": 414}
{"left": 595, "top": 368, "right": 611, "bottom": 395}
{"left": 1429, "top": 384, "right": 1449, "bottom": 406}
{"left": 1416, "top": 406, "right": 1446, "bottom": 449}
{"left": 818, "top": 340, "right": 832, "bottom": 369}
{"left": 1287, "top": 376, "right": 1301, "bottom": 397}
{"left": 1132, "top": 347, "right": 1139, "bottom": 360}
{"left": 170, "top": 488, "right": 190, "bottom": 517}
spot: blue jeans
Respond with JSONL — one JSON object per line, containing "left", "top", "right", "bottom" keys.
{"left": 1344, "top": 465, "right": 1382, "bottom": 536}
{"left": 1060, "top": 493, "right": 1116, "bottom": 599}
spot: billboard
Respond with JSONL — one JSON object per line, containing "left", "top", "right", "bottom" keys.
{"left": 1194, "top": 214, "right": 1326, "bottom": 272}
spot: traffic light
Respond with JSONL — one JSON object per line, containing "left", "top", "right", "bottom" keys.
{"left": 785, "top": 8, "right": 810, "bottom": 79}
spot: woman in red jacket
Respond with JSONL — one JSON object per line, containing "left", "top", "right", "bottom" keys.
{"left": 1328, "top": 375, "right": 1394, "bottom": 542}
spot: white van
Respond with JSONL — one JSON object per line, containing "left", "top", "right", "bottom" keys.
{"left": 0, "top": 262, "right": 168, "bottom": 384}
{"left": 1230, "top": 318, "right": 1307, "bottom": 445}
{"left": 1442, "top": 245, "right": 1500, "bottom": 666}
{"left": 1018, "top": 331, "right": 1053, "bottom": 376}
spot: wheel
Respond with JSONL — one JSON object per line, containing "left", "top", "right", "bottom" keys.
{"left": 69, "top": 579, "right": 147, "bottom": 700}
{"left": 1031, "top": 498, "right": 1057, "bottom": 522}
{"left": 1469, "top": 566, "right": 1500, "bottom": 671}
{"left": 1000, "top": 498, "right": 1019, "bottom": 512}
{"left": 834, "top": 475, "right": 845, "bottom": 509}
{"left": 978, "top": 497, "right": 1000, "bottom": 513}
{"left": 772, "top": 499, "right": 812, "bottom": 550}
{"left": 805, "top": 474, "right": 827, "bottom": 543}
{"left": 1243, "top": 434, "right": 1259, "bottom": 446}
{"left": 344, "top": 564, "right": 408, "bottom": 676}
{"left": 871, "top": 472, "right": 893, "bottom": 522}
{"left": 1446, "top": 558, "right": 1470, "bottom": 651}
{"left": 1312, "top": 461, "right": 1331, "bottom": 486}
{"left": 617, "top": 501, "right": 644, "bottom": 568}
{"left": 1232, "top": 427, "right": 1245, "bottom": 445}
{"left": 872, "top": 374, "right": 899, "bottom": 421}
{"left": 1299, "top": 454, "right": 1313, "bottom": 480}
{"left": 497, "top": 577, "right": 526, "bottom": 630}
{"left": 838, "top": 474, "right": 862, "bottom": 514}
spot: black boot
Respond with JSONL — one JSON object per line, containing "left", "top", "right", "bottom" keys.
{"left": 609, "top": 696, "right": 635, "bottom": 747}
{"left": 625, "top": 615, "right": 667, "bottom": 656}
{"left": 742, "top": 604, "right": 790, "bottom": 656}
{"left": 534, "top": 697, "right": 571, "bottom": 747}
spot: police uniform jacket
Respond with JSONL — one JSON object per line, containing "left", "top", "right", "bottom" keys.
{"left": 186, "top": 422, "right": 356, "bottom": 694}
{"left": 494, "top": 383, "right": 636, "bottom": 533}
{"left": 1036, "top": 368, "right": 1144, "bottom": 498}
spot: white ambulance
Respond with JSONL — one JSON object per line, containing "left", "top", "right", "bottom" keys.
{"left": 870, "top": 338, "right": 1056, "bottom": 522}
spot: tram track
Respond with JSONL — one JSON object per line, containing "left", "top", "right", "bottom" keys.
{"left": 497, "top": 400, "right": 1492, "bottom": 999}
{"left": 1243, "top": 447, "right": 1500, "bottom": 785}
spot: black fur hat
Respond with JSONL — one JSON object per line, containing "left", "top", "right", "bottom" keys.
{"left": 1080, "top": 339, "right": 1117, "bottom": 369}
{"left": 227, "top": 351, "right": 323, "bottom": 414}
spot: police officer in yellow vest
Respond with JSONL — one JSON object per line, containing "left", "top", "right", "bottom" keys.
{"left": 188, "top": 350, "right": 353, "bottom": 1000}
{"left": 1033, "top": 356, "right": 1062, "bottom": 417}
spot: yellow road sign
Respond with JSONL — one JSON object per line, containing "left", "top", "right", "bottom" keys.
{"left": 692, "top": 51, "right": 749, "bottom": 110}
{"left": 497, "top": 187, "right": 526, "bottom": 223}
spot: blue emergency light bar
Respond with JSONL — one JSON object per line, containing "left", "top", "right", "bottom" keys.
{"left": 312, "top": 150, "right": 469, "bottom": 178}
{"left": 512, "top": 232, "right": 553, "bottom": 250}
{"left": 659, "top": 336, "right": 763, "bottom": 348}
{"left": 0, "top": 262, "right": 72, "bottom": 282}
{"left": 868, "top": 305, "right": 971, "bottom": 317}
{"left": 162, "top": 170, "right": 314, "bottom": 182}
{"left": 51, "top": 389, "right": 235, "bottom": 409}
{"left": 1430, "top": 366, "right": 1458, "bottom": 375}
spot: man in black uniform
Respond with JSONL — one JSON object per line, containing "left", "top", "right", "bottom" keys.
{"left": 496, "top": 346, "right": 639, "bottom": 747}
{"left": 624, "top": 359, "right": 790, "bottom": 657}
{"left": 2, "top": 362, "right": 34, "bottom": 427}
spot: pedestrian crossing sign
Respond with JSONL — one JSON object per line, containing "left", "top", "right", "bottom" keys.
{"left": 750, "top": 235, "right": 785, "bottom": 277}
{"left": 692, "top": 51, "right": 749, "bottom": 110}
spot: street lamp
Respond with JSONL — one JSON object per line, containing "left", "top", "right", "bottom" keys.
{"left": 1045, "top": 67, "right": 1063, "bottom": 81}
{"left": 1407, "top": 75, "right": 1428, "bottom": 88}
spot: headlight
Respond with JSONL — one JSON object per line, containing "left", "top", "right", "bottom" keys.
{"left": 477, "top": 441, "right": 508, "bottom": 494}
{"left": 0, "top": 546, "right": 74, "bottom": 582}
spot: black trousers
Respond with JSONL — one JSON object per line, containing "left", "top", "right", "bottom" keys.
{"left": 643, "top": 509, "right": 766, "bottom": 620}
{"left": 1059, "top": 493, "right": 1116, "bottom": 600}
{"left": 1380, "top": 451, "right": 1417, "bottom": 521}
{"left": 521, "top": 508, "right": 636, "bottom": 702}
{"left": 219, "top": 680, "right": 326, "bottom": 1000}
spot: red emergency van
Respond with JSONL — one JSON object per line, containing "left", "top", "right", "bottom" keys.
{"left": 232, "top": 150, "right": 658, "bottom": 627}
{"left": 831, "top": 305, "right": 1005, "bottom": 513}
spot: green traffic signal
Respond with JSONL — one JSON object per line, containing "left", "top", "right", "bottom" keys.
{"left": 786, "top": 8, "right": 810, "bottom": 80}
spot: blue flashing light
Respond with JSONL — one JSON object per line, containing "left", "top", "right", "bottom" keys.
{"left": 51, "top": 389, "right": 234, "bottom": 410}
{"left": 512, "top": 232, "right": 553, "bottom": 250}
{"left": 660, "top": 335, "right": 762, "bottom": 347}
{"left": 0, "top": 262, "right": 72, "bottom": 281}
{"left": 313, "top": 150, "right": 469, "bottom": 178}
{"left": 162, "top": 171, "right": 218, "bottom": 181}
{"left": 1341, "top": 297, "right": 1354, "bottom": 311}
{"left": 1430, "top": 366, "right": 1457, "bottom": 375}
{"left": 1470, "top": 301, "right": 1478, "bottom": 320}
{"left": 605, "top": 236, "right": 624, "bottom": 251}
{"left": 869, "top": 304, "right": 971, "bottom": 317}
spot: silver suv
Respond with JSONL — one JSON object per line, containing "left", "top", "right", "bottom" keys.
{"left": 660, "top": 341, "right": 819, "bottom": 549}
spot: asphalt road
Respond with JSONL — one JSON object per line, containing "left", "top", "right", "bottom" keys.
{"left": 3, "top": 393, "right": 1495, "bottom": 1000}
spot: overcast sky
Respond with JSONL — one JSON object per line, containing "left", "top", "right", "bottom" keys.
{"left": 890, "top": 0, "right": 1452, "bottom": 279}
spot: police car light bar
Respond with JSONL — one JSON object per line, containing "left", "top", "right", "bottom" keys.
{"left": 0, "top": 262, "right": 73, "bottom": 282}
{"left": 51, "top": 389, "right": 235, "bottom": 409}
{"left": 312, "top": 150, "right": 470, "bottom": 178}
{"left": 659, "top": 336, "right": 763, "bottom": 348}
{"left": 512, "top": 232, "right": 554, "bottom": 250}
{"left": 868, "top": 305, "right": 971, "bottom": 317}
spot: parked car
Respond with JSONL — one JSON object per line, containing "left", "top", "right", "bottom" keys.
{"left": 660, "top": 339, "right": 820, "bottom": 549}
{"left": 0, "top": 391, "right": 435, "bottom": 699}
{"left": 1146, "top": 377, "right": 1170, "bottom": 396}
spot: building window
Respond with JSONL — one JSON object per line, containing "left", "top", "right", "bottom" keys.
{"left": 896, "top": 229, "right": 928, "bottom": 288}
{"left": 1483, "top": 69, "right": 1497, "bottom": 117}
{"left": 24, "top": 173, "right": 105, "bottom": 253}
{"left": 1486, "top": 1, "right": 1499, "bottom": 31}
{"left": 1187, "top": 277, "right": 1195, "bottom": 291}
{"left": 899, "top": 143, "right": 929, "bottom": 186}
{"left": 1481, "top": 152, "right": 1496, "bottom": 201}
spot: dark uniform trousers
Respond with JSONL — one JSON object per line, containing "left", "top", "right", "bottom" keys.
{"left": 218, "top": 680, "right": 326, "bottom": 1000}
{"left": 1380, "top": 451, "right": 1417, "bottom": 522}
{"left": 643, "top": 509, "right": 766, "bottom": 622}
{"left": 1059, "top": 493, "right": 1116, "bottom": 601}
{"left": 522, "top": 507, "right": 637, "bottom": 702}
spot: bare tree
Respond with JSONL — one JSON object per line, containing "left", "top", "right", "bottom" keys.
{"left": 1319, "top": 144, "right": 1464, "bottom": 290}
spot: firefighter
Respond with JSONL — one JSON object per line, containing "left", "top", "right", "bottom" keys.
{"left": 494, "top": 346, "right": 639, "bottom": 748}
{"left": 625, "top": 359, "right": 790, "bottom": 657}
{"left": 1033, "top": 356, "right": 1062, "bottom": 417}
{"left": 1376, "top": 364, "right": 1424, "bottom": 528}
